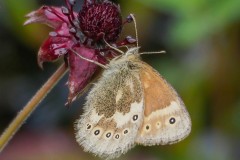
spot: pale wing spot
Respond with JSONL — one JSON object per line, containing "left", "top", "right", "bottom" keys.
{"left": 131, "top": 114, "right": 139, "bottom": 123}
{"left": 165, "top": 116, "right": 180, "bottom": 127}
{"left": 94, "top": 130, "right": 100, "bottom": 135}
{"left": 86, "top": 123, "right": 92, "bottom": 130}
{"left": 114, "top": 133, "right": 120, "bottom": 140}
{"left": 90, "top": 109, "right": 104, "bottom": 124}
{"left": 145, "top": 101, "right": 180, "bottom": 121}
{"left": 91, "top": 127, "right": 103, "bottom": 138}
{"left": 126, "top": 78, "right": 134, "bottom": 93}
{"left": 113, "top": 100, "right": 143, "bottom": 128}
{"left": 155, "top": 121, "right": 162, "bottom": 129}
{"left": 143, "top": 81, "right": 150, "bottom": 88}
{"left": 145, "top": 71, "right": 151, "bottom": 79}
{"left": 144, "top": 124, "right": 151, "bottom": 132}
{"left": 116, "top": 89, "right": 123, "bottom": 103}
{"left": 122, "top": 128, "right": 130, "bottom": 135}
{"left": 104, "top": 131, "right": 113, "bottom": 139}
{"left": 169, "top": 117, "right": 176, "bottom": 124}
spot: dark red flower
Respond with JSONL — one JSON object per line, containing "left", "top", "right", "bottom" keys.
{"left": 37, "top": 23, "right": 74, "bottom": 68}
{"left": 79, "top": 1, "right": 122, "bottom": 42}
{"left": 24, "top": 0, "right": 135, "bottom": 104}
{"left": 67, "top": 45, "right": 99, "bottom": 102}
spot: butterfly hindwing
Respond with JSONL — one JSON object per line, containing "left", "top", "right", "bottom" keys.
{"left": 135, "top": 62, "right": 191, "bottom": 145}
{"left": 75, "top": 66, "right": 144, "bottom": 159}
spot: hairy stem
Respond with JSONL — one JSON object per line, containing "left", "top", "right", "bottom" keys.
{"left": 0, "top": 63, "right": 68, "bottom": 152}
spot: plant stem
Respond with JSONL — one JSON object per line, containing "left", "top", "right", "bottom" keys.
{"left": 0, "top": 63, "right": 68, "bottom": 152}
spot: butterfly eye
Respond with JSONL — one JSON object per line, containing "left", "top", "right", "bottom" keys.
{"left": 123, "top": 129, "right": 129, "bottom": 135}
{"left": 156, "top": 122, "right": 161, "bottom": 129}
{"left": 132, "top": 115, "right": 138, "bottom": 121}
{"left": 146, "top": 125, "right": 150, "bottom": 130}
{"left": 94, "top": 129, "right": 100, "bottom": 135}
{"left": 144, "top": 124, "right": 151, "bottom": 132}
{"left": 106, "top": 132, "right": 111, "bottom": 138}
{"left": 169, "top": 117, "right": 176, "bottom": 124}
{"left": 115, "top": 134, "right": 120, "bottom": 139}
{"left": 86, "top": 124, "right": 92, "bottom": 130}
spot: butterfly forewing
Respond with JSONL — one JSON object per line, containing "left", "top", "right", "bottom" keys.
{"left": 136, "top": 62, "right": 191, "bottom": 145}
{"left": 75, "top": 66, "right": 145, "bottom": 159}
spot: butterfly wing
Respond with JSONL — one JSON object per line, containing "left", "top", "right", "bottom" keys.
{"left": 75, "top": 69, "right": 144, "bottom": 159}
{"left": 136, "top": 62, "right": 191, "bottom": 145}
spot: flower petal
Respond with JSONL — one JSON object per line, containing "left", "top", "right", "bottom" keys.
{"left": 24, "top": 6, "right": 77, "bottom": 29}
{"left": 38, "top": 23, "right": 74, "bottom": 68}
{"left": 67, "top": 46, "right": 100, "bottom": 104}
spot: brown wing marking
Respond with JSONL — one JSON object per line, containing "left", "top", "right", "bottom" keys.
{"left": 136, "top": 62, "right": 191, "bottom": 145}
{"left": 139, "top": 63, "right": 177, "bottom": 117}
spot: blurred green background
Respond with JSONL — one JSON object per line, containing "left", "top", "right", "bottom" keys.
{"left": 0, "top": 0, "right": 240, "bottom": 160}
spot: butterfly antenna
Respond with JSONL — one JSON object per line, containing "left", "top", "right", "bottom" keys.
{"left": 130, "top": 14, "right": 138, "bottom": 48}
{"left": 103, "top": 38, "right": 124, "bottom": 55}
{"left": 70, "top": 49, "right": 107, "bottom": 69}
{"left": 140, "top": 50, "right": 166, "bottom": 55}
{"left": 129, "top": 14, "right": 166, "bottom": 55}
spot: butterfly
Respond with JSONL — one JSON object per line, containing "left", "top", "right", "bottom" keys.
{"left": 74, "top": 14, "right": 191, "bottom": 159}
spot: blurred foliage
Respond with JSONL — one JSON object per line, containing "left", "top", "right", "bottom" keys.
{"left": 0, "top": 0, "right": 49, "bottom": 47}
{"left": 139, "top": 0, "right": 240, "bottom": 47}
{"left": 0, "top": 0, "right": 240, "bottom": 160}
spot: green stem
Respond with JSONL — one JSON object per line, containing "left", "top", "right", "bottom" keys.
{"left": 0, "top": 63, "right": 68, "bottom": 152}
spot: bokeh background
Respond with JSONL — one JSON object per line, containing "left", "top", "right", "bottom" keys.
{"left": 1, "top": 0, "right": 240, "bottom": 160}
